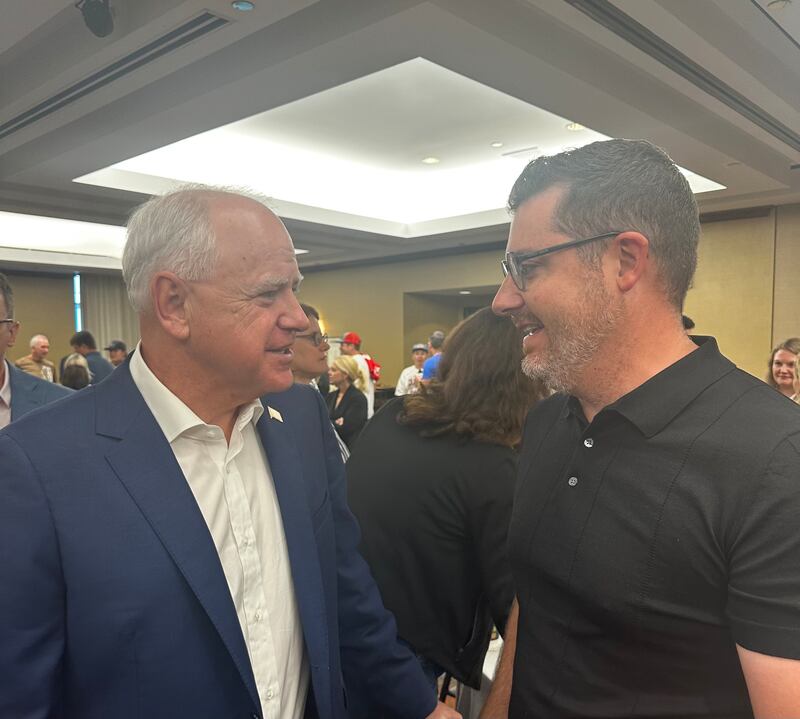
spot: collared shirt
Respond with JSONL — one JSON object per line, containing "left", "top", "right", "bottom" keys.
{"left": 509, "top": 337, "right": 800, "bottom": 719}
{"left": 129, "top": 347, "right": 308, "bottom": 719}
{"left": 0, "top": 360, "right": 11, "bottom": 429}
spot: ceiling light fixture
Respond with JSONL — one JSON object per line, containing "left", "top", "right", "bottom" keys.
{"left": 76, "top": 0, "right": 114, "bottom": 38}
{"left": 565, "top": 122, "right": 585, "bottom": 132}
{"left": 490, "top": 141, "right": 504, "bottom": 148}
{"left": 767, "top": 0, "right": 791, "bottom": 9}
{"left": 231, "top": 1, "right": 255, "bottom": 10}
{"left": 459, "top": 290, "right": 472, "bottom": 295}
{"left": 421, "top": 156, "right": 440, "bottom": 164}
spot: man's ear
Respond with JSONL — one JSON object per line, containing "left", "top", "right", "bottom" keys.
{"left": 150, "top": 272, "right": 191, "bottom": 340}
{"left": 7, "top": 320, "right": 19, "bottom": 349}
{"left": 613, "top": 231, "right": 650, "bottom": 293}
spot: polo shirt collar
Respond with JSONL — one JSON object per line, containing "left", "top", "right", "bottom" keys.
{"left": 564, "top": 336, "right": 737, "bottom": 438}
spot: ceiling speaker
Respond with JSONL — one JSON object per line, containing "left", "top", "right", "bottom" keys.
{"left": 76, "top": 0, "right": 114, "bottom": 38}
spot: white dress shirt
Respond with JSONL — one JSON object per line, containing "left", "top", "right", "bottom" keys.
{"left": 0, "top": 360, "right": 11, "bottom": 429}
{"left": 129, "top": 347, "right": 308, "bottom": 719}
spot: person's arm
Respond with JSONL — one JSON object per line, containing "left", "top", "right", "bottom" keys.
{"left": 338, "top": 390, "right": 367, "bottom": 447}
{"left": 737, "top": 646, "right": 800, "bottom": 717}
{"left": 479, "top": 599, "right": 517, "bottom": 719}
{"left": 311, "top": 392, "right": 457, "bottom": 719}
{"left": 0, "top": 433, "right": 64, "bottom": 717}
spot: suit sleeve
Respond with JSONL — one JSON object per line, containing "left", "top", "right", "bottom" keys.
{"left": 0, "top": 433, "right": 65, "bottom": 718}
{"left": 311, "top": 391, "right": 437, "bottom": 719}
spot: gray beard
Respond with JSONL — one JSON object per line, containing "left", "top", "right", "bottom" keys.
{"left": 521, "top": 277, "right": 622, "bottom": 394}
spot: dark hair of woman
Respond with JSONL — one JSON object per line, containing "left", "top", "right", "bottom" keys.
{"left": 61, "top": 364, "right": 90, "bottom": 390}
{"left": 399, "top": 307, "right": 545, "bottom": 446}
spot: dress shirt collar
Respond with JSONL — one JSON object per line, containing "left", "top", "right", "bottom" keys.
{"left": 562, "top": 336, "right": 737, "bottom": 438}
{"left": 0, "top": 359, "right": 11, "bottom": 408}
{"left": 129, "top": 343, "right": 263, "bottom": 443}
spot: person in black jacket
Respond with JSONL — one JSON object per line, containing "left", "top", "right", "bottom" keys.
{"left": 326, "top": 354, "right": 368, "bottom": 450}
{"left": 344, "top": 308, "right": 546, "bottom": 715}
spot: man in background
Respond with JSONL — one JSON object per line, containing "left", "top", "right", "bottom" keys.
{"left": 105, "top": 339, "right": 128, "bottom": 367}
{"left": 0, "top": 274, "right": 70, "bottom": 429}
{"left": 482, "top": 139, "right": 800, "bottom": 718}
{"left": 68, "top": 329, "right": 114, "bottom": 383}
{"left": 340, "top": 330, "right": 376, "bottom": 417}
{"left": 15, "top": 334, "right": 56, "bottom": 382}
{"left": 421, "top": 330, "right": 445, "bottom": 382}
{"left": 395, "top": 343, "right": 428, "bottom": 396}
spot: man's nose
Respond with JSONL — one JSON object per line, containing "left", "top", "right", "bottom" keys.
{"left": 492, "top": 274, "right": 523, "bottom": 317}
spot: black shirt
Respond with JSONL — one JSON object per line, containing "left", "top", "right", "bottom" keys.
{"left": 509, "top": 337, "right": 800, "bottom": 719}
{"left": 346, "top": 398, "right": 516, "bottom": 688}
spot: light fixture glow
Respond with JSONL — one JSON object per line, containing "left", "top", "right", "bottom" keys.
{"left": 421, "top": 156, "right": 440, "bottom": 164}
{"left": 565, "top": 122, "right": 585, "bottom": 132}
{"left": 490, "top": 141, "right": 504, "bottom": 148}
{"left": 231, "top": 1, "right": 255, "bottom": 10}
{"left": 459, "top": 290, "right": 472, "bottom": 295}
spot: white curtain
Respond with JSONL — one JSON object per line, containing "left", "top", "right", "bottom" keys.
{"left": 80, "top": 273, "right": 140, "bottom": 353}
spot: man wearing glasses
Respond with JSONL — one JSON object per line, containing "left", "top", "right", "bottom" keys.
{"left": 482, "top": 140, "right": 800, "bottom": 718}
{"left": 0, "top": 273, "right": 70, "bottom": 429}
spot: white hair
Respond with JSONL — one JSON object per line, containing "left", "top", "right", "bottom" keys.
{"left": 29, "top": 334, "right": 49, "bottom": 347}
{"left": 122, "top": 183, "right": 272, "bottom": 313}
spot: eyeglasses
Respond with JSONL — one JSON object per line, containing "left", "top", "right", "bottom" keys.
{"left": 0, "top": 318, "right": 16, "bottom": 325}
{"left": 296, "top": 332, "right": 328, "bottom": 347}
{"left": 501, "top": 231, "right": 621, "bottom": 291}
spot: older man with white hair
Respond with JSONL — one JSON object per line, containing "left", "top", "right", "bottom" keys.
{"left": 15, "top": 333, "right": 56, "bottom": 382}
{"left": 0, "top": 186, "right": 459, "bottom": 719}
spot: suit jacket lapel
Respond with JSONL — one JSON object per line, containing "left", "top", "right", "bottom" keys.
{"left": 9, "top": 365, "right": 41, "bottom": 420}
{"left": 97, "top": 366, "right": 260, "bottom": 710}
{"left": 258, "top": 407, "right": 331, "bottom": 710}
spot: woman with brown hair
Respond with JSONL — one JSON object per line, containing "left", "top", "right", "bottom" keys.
{"left": 344, "top": 307, "right": 545, "bottom": 716}
{"left": 766, "top": 337, "right": 800, "bottom": 399}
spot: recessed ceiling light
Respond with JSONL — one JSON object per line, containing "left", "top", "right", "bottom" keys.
{"left": 565, "top": 122, "right": 585, "bottom": 132}
{"left": 490, "top": 141, "right": 504, "bottom": 148}
{"left": 294, "top": 248, "right": 309, "bottom": 255}
{"left": 459, "top": 290, "right": 472, "bottom": 295}
{"left": 422, "top": 156, "right": 440, "bottom": 165}
{"left": 231, "top": 1, "right": 255, "bottom": 11}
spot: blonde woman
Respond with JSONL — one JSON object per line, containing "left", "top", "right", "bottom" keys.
{"left": 60, "top": 352, "right": 91, "bottom": 390}
{"left": 326, "top": 355, "right": 368, "bottom": 449}
{"left": 766, "top": 337, "right": 800, "bottom": 398}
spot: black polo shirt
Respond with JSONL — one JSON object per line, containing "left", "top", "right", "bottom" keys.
{"left": 509, "top": 337, "right": 800, "bottom": 719}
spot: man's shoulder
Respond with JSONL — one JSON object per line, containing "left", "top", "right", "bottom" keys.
{"left": 10, "top": 364, "right": 68, "bottom": 396}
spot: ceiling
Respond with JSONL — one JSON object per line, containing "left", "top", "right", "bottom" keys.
{"left": 0, "top": 0, "right": 798, "bottom": 274}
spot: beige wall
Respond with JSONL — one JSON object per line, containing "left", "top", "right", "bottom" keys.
{"left": 301, "top": 203, "right": 800, "bottom": 386}
{"left": 3, "top": 271, "right": 75, "bottom": 371}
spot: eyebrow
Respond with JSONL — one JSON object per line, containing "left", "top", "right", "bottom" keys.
{"left": 251, "top": 273, "right": 304, "bottom": 294}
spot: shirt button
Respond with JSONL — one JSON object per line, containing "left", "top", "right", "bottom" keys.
{"left": 568, "top": 476, "right": 578, "bottom": 487}
{"left": 254, "top": 611, "right": 262, "bottom": 622}
{"left": 266, "top": 689, "right": 275, "bottom": 700}
{"left": 584, "top": 438, "right": 594, "bottom": 448}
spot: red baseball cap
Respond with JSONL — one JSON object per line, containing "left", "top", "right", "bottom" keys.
{"left": 342, "top": 331, "right": 361, "bottom": 345}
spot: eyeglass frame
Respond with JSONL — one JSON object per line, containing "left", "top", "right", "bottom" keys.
{"left": 295, "top": 331, "right": 328, "bottom": 347}
{"left": 0, "top": 318, "right": 17, "bottom": 325}
{"left": 501, "top": 231, "right": 622, "bottom": 291}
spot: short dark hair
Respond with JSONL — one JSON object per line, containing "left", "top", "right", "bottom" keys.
{"left": 300, "top": 303, "right": 320, "bottom": 320}
{"left": 429, "top": 330, "right": 445, "bottom": 350}
{"left": 0, "top": 272, "right": 14, "bottom": 318}
{"left": 70, "top": 330, "right": 97, "bottom": 349}
{"left": 400, "top": 309, "right": 546, "bottom": 446}
{"left": 507, "top": 139, "right": 700, "bottom": 309}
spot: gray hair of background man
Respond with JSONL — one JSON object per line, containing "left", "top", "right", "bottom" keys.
{"left": 0, "top": 273, "right": 14, "bottom": 318}
{"left": 122, "top": 184, "right": 271, "bottom": 313}
{"left": 507, "top": 139, "right": 700, "bottom": 309}
{"left": 429, "top": 330, "right": 445, "bottom": 350}
{"left": 29, "top": 334, "right": 48, "bottom": 348}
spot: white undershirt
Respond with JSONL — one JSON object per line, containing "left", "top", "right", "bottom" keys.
{"left": 129, "top": 346, "right": 308, "bottom": 719}
{"left": 0, "top": 360, "right": 11, "bottom": 429}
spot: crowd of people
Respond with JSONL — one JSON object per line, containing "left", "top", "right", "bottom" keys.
{"left": 2, "top": 137, "right": 800, "bottom": 719}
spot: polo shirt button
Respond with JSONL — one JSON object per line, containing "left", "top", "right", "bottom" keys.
{"left": 568, "top": 476, "right": 578, "bottom": 486}
{"left": 266, "top": 688, "right": 275, "bottom": 699}
{"left": 584, "top": 438, "right": 594, "bottom": 447}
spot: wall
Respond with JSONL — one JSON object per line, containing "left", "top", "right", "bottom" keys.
{"left": 301, "top": 203, "right": 800, "bottom": 386}
{"left": 3, "top": 271, "right": 75, "bottom": 368}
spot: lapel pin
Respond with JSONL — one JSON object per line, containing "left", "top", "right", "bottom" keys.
{"left": 268, "top": 406, "right": 283, "bottom": 423}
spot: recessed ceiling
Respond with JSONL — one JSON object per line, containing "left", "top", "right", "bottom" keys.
{"left": 75, "top": 57, "right": 724, "bottom": 238}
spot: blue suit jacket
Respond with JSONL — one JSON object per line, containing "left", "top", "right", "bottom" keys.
{"left": 0, "top": 362, "right": 435, "bottom": 719}
{"left": 7, "top": 361, "right": 72, "bottom": 420}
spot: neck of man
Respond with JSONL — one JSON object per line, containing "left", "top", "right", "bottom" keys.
{"left": 573, "top": 306, "right": 698, "bottom": 423}
{"left": 292, "top": 370, "right": 316, "bottom": 385}
{"left": 139, "top": 337, "right": 245, "bottom": 444}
